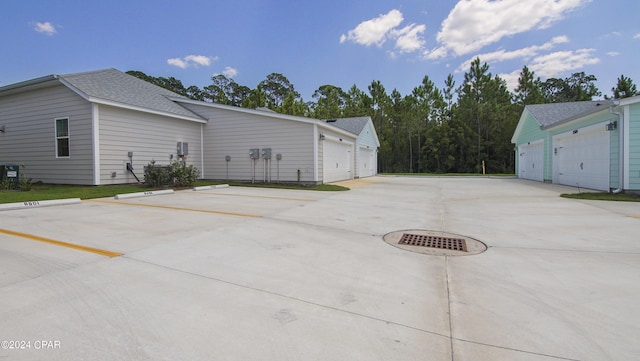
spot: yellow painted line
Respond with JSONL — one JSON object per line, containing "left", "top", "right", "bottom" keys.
{"left": 0, "top": 228, "right": 122, "bottom": 258}
{"left": 184, "top": 192, "right": 316, "bottom": 202}
{"left": 86, "top": 199, "right": 262, "bottom": 218}
{"left": 630, "top": 216, "right": 640, "bottom": 219}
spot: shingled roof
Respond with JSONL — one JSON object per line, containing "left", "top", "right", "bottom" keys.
{"left": 526, "top": 100, "right": 614, "bottom": 129}
{"left": 325, "top": 116, "right": 370, "bottom": 135}
{"left": 59, "top": 69, "right": 204, "bottom": 121}
{"left": 0, "top": 68, "right": 205, "bottom": 122}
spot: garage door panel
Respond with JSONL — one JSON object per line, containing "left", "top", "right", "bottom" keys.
{"left": 323, "top": 141, "right": 352, "bottom": 183}
{"left": 553, "top": 126, "right": 610, "bottom": 191}
{"left": 519, "top": 142, "right": 544, "bottom": 182}
{"left": 359, "top": 148, "right": 375, "bottom": 178}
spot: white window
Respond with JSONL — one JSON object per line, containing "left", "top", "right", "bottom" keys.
{"left": 55, "top": 117, "right": 70, "bottom": 158}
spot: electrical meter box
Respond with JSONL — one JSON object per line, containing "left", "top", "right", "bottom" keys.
{"left": 261, "top": 148, "right": 272, "bottom": 159}
{"left": 249, "top": 149, "right": 260, "bottom": 159}
{"left": 0, "top": 164, "right": 19, "bottom": 189}
{"left": 177, "top": 142, "right": 189, "bottom": 156}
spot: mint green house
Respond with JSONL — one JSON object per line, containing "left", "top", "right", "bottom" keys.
{"left": 512, "top": 96, "right": 640, "bottom": 192}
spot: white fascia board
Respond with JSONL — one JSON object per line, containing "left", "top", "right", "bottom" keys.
{"left": 172, "top": 96, "right": 358, "bottom": 139}
{"left": 170, "top": 97, "right": 317, "bottom": 125}
{"left": 89, "top": 97, "right": 207, "bottom": 123}
{"left": 318, "top": 122, "right": 358, "bottom": 140}
{"left": 57, "top": 79, "right": 206, "bottom": 124}
{"left": 618, "top": 94, "right": 640, "bottom": 106}
{"left": 92, "top": 103, "right": 101, "bottom": 185}
{"left": 511, "top": 109, "right": 536, "bottom": 143}
{"left": 540, "top": 107, "right": 612, "bottom": 131}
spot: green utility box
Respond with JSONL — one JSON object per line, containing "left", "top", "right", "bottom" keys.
{"left": 0, "top": 164, "right": 20, "bottom": 190}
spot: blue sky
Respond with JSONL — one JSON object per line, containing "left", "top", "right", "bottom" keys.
{"left": 1, "top": 0, "right": 639, "bottom": 101}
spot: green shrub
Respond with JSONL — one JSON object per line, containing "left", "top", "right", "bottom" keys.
{"left": 170, "top": 160, "right": 200, "bottom": 187}
{"left": 144, "top": 160, "right": 200, "bottom": 188}
{"left": 0, "top": 178, "right": 12, "bottom": 190}
{"left": 19, "top": 169, "right": 32, "bottom": 191}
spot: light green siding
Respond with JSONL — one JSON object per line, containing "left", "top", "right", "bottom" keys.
{"left": 547, "top": 110, "right": 619, "bottom": 189}
{"left": 628, "top": 103, "right": 640, "bottom": 190}
{"left": 512, "top": 110, "right": 547, "bottom": 180}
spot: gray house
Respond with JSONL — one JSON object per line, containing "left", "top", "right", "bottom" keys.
{"left": 512, "top": 97, "right": 640, "bottom": 191}
{"left": 0, "top": 68, "right": 377, "bottom": 185}
{"left": 326, "top": 117, "right": 380, "bottom": 178}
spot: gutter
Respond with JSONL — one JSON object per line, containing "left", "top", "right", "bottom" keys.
{"left": 610, "top": 101, "right": 624, "bottom": 193}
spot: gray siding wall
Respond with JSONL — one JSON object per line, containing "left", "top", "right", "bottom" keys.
{"left": 355, "top": 121, "right": 378, "bottom": 177}
{"left": 99, "top": 105, "right": 202, "bottom": 184}
{"left": 183, "top": 104, "right": 316, "bottom": 183}
{"left": 0, "top": 83, "right": 93, "bottom": 184}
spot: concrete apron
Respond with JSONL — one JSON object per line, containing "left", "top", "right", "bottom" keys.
{"left": 0, "top": 176, "right": 638, "bottom": 360}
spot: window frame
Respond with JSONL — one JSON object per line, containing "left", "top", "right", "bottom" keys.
{"left": 55, "top": 117, "right": 70, "bottom": 158}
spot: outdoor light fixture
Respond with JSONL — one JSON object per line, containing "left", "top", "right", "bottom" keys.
{"left": 319, "top": 134, "right": 325, "bottom": 140}
{"left": 606, "top": 121, "right": 617, "bottom": 131}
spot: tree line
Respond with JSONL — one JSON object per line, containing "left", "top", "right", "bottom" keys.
{"left": 128, "top": 60, "right": 638, "bottom": 174}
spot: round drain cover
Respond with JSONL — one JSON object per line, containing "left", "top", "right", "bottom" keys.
{"left": 383, "top": 229, "right": 487, "bottom": 256}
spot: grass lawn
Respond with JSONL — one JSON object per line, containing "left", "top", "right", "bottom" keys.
{"left": 0, "top": 181, "right": 348, "bottom": 204}
{"left": 560, "top": 192, "right": 640, "bottom": 202}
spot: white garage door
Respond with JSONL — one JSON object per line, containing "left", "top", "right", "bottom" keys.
{"left": 553, "top": 123, "right": 610, "bottom": 191}
{"left": 518, "top": 141, "right": 544, "bottom": 182}
{"left": 359, "top": 147, "right": 375, "bottom": 178}
{"left": 323, "top": 140, "right": 352, "bottom": 183}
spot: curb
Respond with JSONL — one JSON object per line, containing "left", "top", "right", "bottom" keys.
{"left": 192, "top": 184, "right": 230, "bottom": 191}
{"left": 0, "top": 198, "right": 82, "bottom": 211}
{"left": 114, "top": 189, "right": 174, "bottom": 200}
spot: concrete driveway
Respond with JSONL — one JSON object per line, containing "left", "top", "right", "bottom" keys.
{"left": 1, "top": 176, "right": 638, "bottom": 360}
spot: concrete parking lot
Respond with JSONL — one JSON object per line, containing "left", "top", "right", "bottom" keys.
{"left": 1, "top": 176, "right": 639, "bottom": 360}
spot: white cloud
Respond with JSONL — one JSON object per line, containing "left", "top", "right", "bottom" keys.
{"left": 424, "top": 46, "right": 448, "bottom": 60}
{"left": 606, "top": 51, "right": 620, "bottom": 57}
{"left": 34, "top": 21, "right": 57, "bottom": 35}
{"left": 167, "top": 58, "right": 188, "bottom": 69}
{"left": 529, "top": 48, "right": 600, "bottom": 78}
{"left": 433, "top": 0, "right": 587, "bottom": 58}
{"left": 456, "top": 35, "right": 569, "bottom": 72}
{"left": 167, "top": 55, "right": 216, "bottom": 69}
{"left": 634, "top": 33, "right": 640, "bottom": 39}
{"left": 392, "top": 24, "right": 426, "bottom": 53}
{"left": 340, "top": 9, "right": 404, "bottom": 47}
{"left": 221, "top": 66, "right": 238, "bottom": 78}
{"left": 497, "top": 70, "right": 522, "bottom": 91}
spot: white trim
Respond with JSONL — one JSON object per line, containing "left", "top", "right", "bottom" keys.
{"left": 54, "top": 117, "right": 70, "bottom": 158}
{"left": 57, "top": 78, "right": 206, "bottom": 124}
{"left": 89, "top": 97, "right": 206, "bottom": 123}
{"left": 518, "top": 139, "right": 544, "bottom": 147}
{"left": 92, "top": 104, "right": 101, "bottom": 185}
{"left": 624, "top": 105, "right": 630, "bottom": 189}
{"left": 200, "top": 124, "right": 205, "bottom": 179}
{"left": 313, "top": 123, "right": 319, "bottom": 182}
{"left": 171, "top": 96, "right": 358, "bottom": 138}
{"left": 322, "top": 133, "right": 355, "bottom": 145}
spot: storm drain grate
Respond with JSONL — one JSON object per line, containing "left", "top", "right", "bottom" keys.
{"left": 398, "top": 233, "right": 467, "bottom": 252}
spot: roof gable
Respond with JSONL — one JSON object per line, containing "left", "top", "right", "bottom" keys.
{"left": 326, "top": 117, "right": 369, "bottom": 135}
{"left": 525, "top": 100, "right": 614, "bottom": 129}
{"left": 59, "top": 69, "right": 204, "bottom": 122}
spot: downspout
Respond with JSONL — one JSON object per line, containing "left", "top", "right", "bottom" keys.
{"left": 200, "top": 123, "right": 204, "bottom": 179}
{"left": 610, "top": 102, "right": 623, "bottom": 193}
